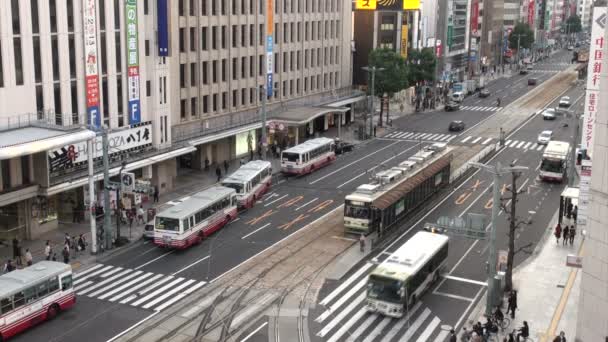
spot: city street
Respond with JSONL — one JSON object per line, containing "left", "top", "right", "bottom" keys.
{"left": 11, "top": 52, "right": 579, "bottom": 342}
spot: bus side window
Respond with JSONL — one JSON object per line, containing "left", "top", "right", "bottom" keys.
{"left": 0, "top": 297, "right": 13, "bottom": 314}
{"left": 24, "top": 286, "right": 38, "bottom": 303}
{"left": 48, "top": 276, "right": 60, "bottom": 293}
{"left": 190, "top": 216, "right": 194, "bottom": 228}
{"left": 183, "top": 219, "right": 189, "bottom": 230}
{"left": 61, "top": 274, "right": 73, "bottom": 291}
{"left": 37, "top": 280, "right": 50, "bottom": 297}
{"left": 12, "top": 291, "right": 25, "bottom": 309}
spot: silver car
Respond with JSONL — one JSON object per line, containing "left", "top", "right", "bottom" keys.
{"left": 542, "top": 108, "right": 557, "bottom": 120}
{"left": 538, "top": 130, "right": 553, "bottom": 145}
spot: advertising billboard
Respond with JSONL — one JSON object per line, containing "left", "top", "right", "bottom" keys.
{"left": 83, "top": 0, "right": 101, "bottom": 130}
{"left": 471, "top": 0, "right": 479, "bottom": 35}
{"left": 400, "top": 25, "right": 409, "bottom": 59}
{"left": 528, "top": 0, "right": 535, "bottom": 27}
{"left": 125, "top": 0, "right": 141, "bottom": 124}
{"left": 266, "top": 0, "right": 274, "bottom": 97}
{"left": 157, "top": 0, "right": 169, "bottom": 56}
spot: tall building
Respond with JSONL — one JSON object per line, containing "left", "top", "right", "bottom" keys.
{"left": 577, "top": 0, "right": 593, "bottom": 31}
{"left": 0, "top": 0, "right": 359, "bottom": 240}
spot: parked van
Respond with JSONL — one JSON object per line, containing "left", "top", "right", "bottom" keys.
{"left": 451, "top": 91, "right": 465, "bottom": 103}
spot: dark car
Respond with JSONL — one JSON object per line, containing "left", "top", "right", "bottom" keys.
{"left": 479, "top": 89, "right": 491, "bottom": 98}
{"left": 445, "top": 101, "right": 461, "bottom": 111}
{"left": 519, "top": 69, "right": 529, "bottom": 75}
{"left": 334, "top": 139, "right": 355, "bottom": 155}
{"left": 449, "top": 120, "right": 465, "bottom": 131}
{"left": 528, "top": 78, "right": 538, "bottom": 85}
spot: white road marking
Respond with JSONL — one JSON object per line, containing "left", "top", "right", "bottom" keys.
{"left": 77, "top": 268, "right": 131, "bottom": 295}
{"left": 130, "top": 277, "right": 185, "bottom": 306}
{"left": 446, "top": 135, "right": 457, "bottom": 142}
{"left": 295, "top": 197, "right": 318, "bottom": 211}
{"left": 505, "top": 140, "right": 512, "bottom": 147}
{"left": 515, "top": 141, "right": 526, "bottom": 148}
{"left": 482, "top": 138, "right": 493, "bottom": 145}
{"left": 155, "top": 282, "right": 206, "bottom": 311}
{"left": 171, "top": 255, "right": 210, "bottom": 276}
{"left": 113, "top": 274, "right": 171, "bottom": 303}
{"left": 346, "top": 314, "right": 377, "bottom": 342}
{"left": 97, "top": 272, "right": 153, "bottom": 300}
{"left": 134, "top": 250, "right": 175, "bottom": 270}
{"left": 241, "top": 223, "right": 271, "bottom": 239}
{"left": 471, "top": 137, "right": 482, "bottom": 144}
{"left": 397, "top": 308, "right": 431, "bottom": 341}
{"left": 416, "top": 317, "right": 441, "bottom": 342}
{"left": 380, "top": 302, "right": 422, "bottom": 342}
{"left": 434, "top": 330, "right": 450, "bottom": 342}
{"left": 523, "top": 142, "right": 532, "bottom": 149}
{"left": 362, "top": 316, "right": 391, "bottom": 342}
{"left": 240, "top": 322, "right": 268, "bottom": 342}
{"left": 73, "top": 264, "right": 104, "bottom": 279}
{"left": 316, "top": 277, "right": 367, "bottom": 323}
{"left": 231, "top": 292, "right": 275, "bottom": 328}
{"left": 461, "top": 136, "right": 473, "bottom": 143}
{"left": 142, "top": 279, "right": 196, "bottom": 309}
{"left": 73, "top": 265, "right": 114, "bottom": 285}
{"left": 317, "top": 292, "right": 366, "bottom": 337}
{"left": 537, "top": 145, "right": 544, "bottom": 151}
{"left": 453, "top": 287, "right": 486, "bottom": 335}
{"left": 433, "top": 291, "right": 474, "bottom": 302}
{"left": 264, "top": 194, "right": 288, "bottom": 206}
{"left": 319, "top": 263, "right": 373, "bottom": 306}
{"left": 326, "top": 308, "right": 367, "bottom": 342}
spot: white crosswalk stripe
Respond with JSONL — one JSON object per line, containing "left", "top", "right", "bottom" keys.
{"left": 523, "top": 142, "right": 533, "bottom": 149}
{"left": 73, "top": 263, "right": 207, "bottom": 312}
{"left": 460, "top": 105, "right": 500, "bottom": 112}
{"left": 471, "top": 137, "right": 482, "bottom": 144}
{"left": 461, "top": 136, "right": 473, "bottom": 143}
{"left": 482, "top": 138, "right": 493, "bottom": 145}
{"left": 515, "top": 141, "right": 526, "bottom": 149}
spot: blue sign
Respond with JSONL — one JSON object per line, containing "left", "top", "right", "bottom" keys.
{"left": 266, "top": 36, "right": 273, "bottom": 51}
{"left": 266, "top": 74, "right": 273, "bottom": 97}
{"left": 157, "top": 0, "right": 169, "bottom": 56}
{"left": 88, "top": 106, "right": 101, "bottom": 130}
{"left": 453, "top": 83, "right": 463, "bottom": 92}
{"left": 470, "top": 55, "right": 477, "bottom": 61}
{"left": 128, "top": 100, "right": 141, "bottom": 124}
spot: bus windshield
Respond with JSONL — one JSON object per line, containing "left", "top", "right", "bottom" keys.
{"left": 367, "top": 275, "right": 402, "bottom": 304}
{"left": 282, "top": 152, "right": 299, "bottom": 162}
{"left": 155, "top": 217, "right": 180, "bottom": 231}
{"left": 345, "top": 203, "right": 371, "bottom": 219}
{"left": 540, "top": 159, "right": 563, "bottom": 173}
{"left": 222, "top": 182, "right": 244, "bottom": 194}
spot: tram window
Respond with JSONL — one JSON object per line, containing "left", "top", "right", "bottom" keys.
{"left": 190, "top": 216, "right": 195, "bottom": 228}
{"left": 37, "top": 280, "right": 50, "bottom": 296}
{"left": 183, "top": 219, "right": 189, "bottom": 230}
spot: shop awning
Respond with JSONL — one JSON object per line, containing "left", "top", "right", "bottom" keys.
{"left": 189, "top": 122, "right": 260, "bottom": 147}
{"left": 0, "top": 127, "right": 95, "bottom": 160}
{"left": 561, "top": 187, "right": 579, "bottom": 200}
{"left": 271, "top": 106, "right": 349, "bottom": 125}
{"left": 373, "top": 154, "right": 453, "bottom": 210}
{"left": 326, "top": 95, "right": 366, "bottom": 108}
{"left": 43, "top": 146, "right": 197, "bottom": 196}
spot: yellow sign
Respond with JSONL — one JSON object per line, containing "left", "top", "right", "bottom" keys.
{"left": 400, "top": 25, "right": 409, "bottom": 58}
{"left": 403, "top": 0, "right": 420, "bottom": 10}
{"left": 355, "top": 0, "right": 377, "bottom": 10}
{"left": 267, "top": 0, "right": 273, "bottom": 34}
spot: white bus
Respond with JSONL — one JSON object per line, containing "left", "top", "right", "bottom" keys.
{"left": 366, "top": 231, "right": 449, "bottom": 318}
{"left": 540, "top": 141, "right": 570, "bottom": 182}
{"left": 221, "top": 160, "right": 272, "bottom": 209}
{"left": 0, "top": 261, "right": 75, "bottom": 341}
{"left": 154, "top": 186, "right": 237, "bottom": 249}
{"left": 280, "top": 137, "right": 336, "bottom": 175}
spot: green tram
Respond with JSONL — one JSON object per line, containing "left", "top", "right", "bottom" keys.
{"left": 344, "top": 143, "right": 452, "bottom": 235}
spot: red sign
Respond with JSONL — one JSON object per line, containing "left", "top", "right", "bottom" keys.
{"left": 85, "top": 74, "right": 99, "bottom": 107}
{"left": 528, "top": 0, "right": 535, "bottom": 27}
{"left": 471, "top": 0, "right": 479, "bottom": 34}
{"left": 436, "top": 41, "right": 442, "bottom": 57}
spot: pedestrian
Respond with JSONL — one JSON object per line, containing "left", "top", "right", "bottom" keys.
{"left": 137, "top": 205, "right": 145, "bottom": 225}
{"left": 359, "top": 234, "right": 366, "bottom": 252}
{"left": 3, "top": 259, "right": 15, "bottom": 273}
{"left": 25, "top": 249, "right": 33, "bottom": 266}
{"left": 569, "top": 225, "right": 576, "bottom": 245}
{"left": 562, "top": 225, "right": 569, "bottom": 246}
{"left": 240, "top": 157, "right": 245, "bottom": 166}
{"left": 215, "top": 166, "right": 222, "bottom": 182}
{"left": 45, "top": 240, "right": 52, "bottom": 261}
{"left": 204, "top": 157, "right": 210, "bottom": 171}
{"left": 460, "top": 328, "right": 471, "bottom": 342}
{"left": 250, "top": 149, "right": 254, "bottom": 161}
{"left": 572, "top": 205, "right": 578, "bottom": 223}
{"left": 62, "top": 246, "right": 70, "bottom": 264}
{"left": 507, "top": 291, "right": 517, "bottom": 319}
{"left": 77, "top": 234, "right": 86, "bottom": 254}
{"left": 449, "top": 329, "right": 457, "bottom": 342}
{"left": 470, "top": 331, "right": 482, "bottom": 342}
{"left": 554, "top": 223, "right": 562, "bottom": 244}
{"left": 12, "top": 237, "right": 22, "bottom": 266}
{"left": 553, "top": 331, "right": 566, "bottom": 342}
{"left": 51, "top": 253, "right": 57, "bottom": 261}
{"left": 567, "top": 202, "right": 573, "bottom": 219}
{"left": 128, "top": 210, "right": 134, "bottom": 229}
{"left": 153, "top": 185, "right": 159, "bottom": 203}
{"left": 224, "top": 160, "right": 229, "bottom": 175}
{"left": 257, "top": 143, "right": 263, "bottom": 159}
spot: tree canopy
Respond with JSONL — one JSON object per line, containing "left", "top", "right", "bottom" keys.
{"left": 508, "top": 22, "right": 535, "bottom": 50}
{"left": 367, "top": 49, "right": 409, "bottom": 97}
{"left": 565, "top": 15, "right": 582, "bottom": 33}
{"left": 406, "top": 48, "right": 437, "bottom": 84}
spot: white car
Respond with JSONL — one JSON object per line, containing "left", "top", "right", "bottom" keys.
{"left": 451, "top": 91, "right": 465, "bottom": 103}
{"left": 542, "top": 108, "right": 557, "bottom": 120}
{"left": 538, "top": 130, "right": 553, "bottom": 145}
{"left": 559, "top": 96, "right": 571, "bottom": 107}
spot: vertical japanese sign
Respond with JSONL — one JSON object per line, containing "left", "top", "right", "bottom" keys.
{"left": 471, "top": 0, "right": 479, "bottom": 35}
{"left": 125, "top": 0, "right": 141, "bottom": 124}
{"left": 581, "top": 7, "right": 606, "bottom": 158}
{"left": 266, "top": 0, "right": 274, "bottom": 98}
{"left": 83, "top": 0, "right": 101, "bottom": 130}
{"left": 528, "top": 0, "right": 535, "bottom": 27}
{"left": 400, "top": 25, "right": 409, "bottom": 59}
{"left": 577, "top": 160, "right": 591, "bottom": 229}
{"left": 157, "top": 0, "right": 169, "bottom": 56}
{"left": 355, "top": 0, "right": 377, "bottom": 10}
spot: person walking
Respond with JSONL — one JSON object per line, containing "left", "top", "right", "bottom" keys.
{"left": 223, "top": 160, "right": 229, "bottom": 175}
{"left": 566, "top": 202, "right": 573, "bottom": 219}
{"left": 507, "top": 291, "right": 517, "bottom": 319}
{"left": 128, "top": 210, "right": 134, "bottom": 230}
{"left": 137, "top": 205, "right": 145, "bottom": 225}
{"left": 359, "top": 234, "right": 366, "bottom": 252}
{"left": 562, "top": 225, "right": 569, "bottom": 246}
{"left": 572, "top": 205, "right": 578, "bottom": 223}
{"left": 62, "top": 246, "right": 70, "bottom": 264}
{"left": 12, "top": 237, "right": 22, "bottom": 267}
{"left": 553, "top": 331, "right": 566, "bottom": 342}
{"left": 569, "top": 225, "right": 576, "bottom": 245}
{"left": 460, "top": 328, "right": 471, "bottom": 342}
{"left": 24, "top": 249, "right": 33, "bottom": 266}
{"left": 204, "top": 157, "right": 210, "bottom": 171}
{"left": 554, "top": 223, "right": 562, "bottom": 244}
{"left": 77, "top": 234, "right": 87, "bottom": 254}
{"left": 153, "top": 185, "right": 159, "bottom": 203}
{"left": 449, "top": 329, "right": 457, "bottom": 342}
{"left": 216, "top": 166, "right": 222, "bottom": 182}
{"left": 44, "top": 240, "right": 52, "bottom": 261}
{"left": 3, "top": 259, "right": 15, "bottom": 273}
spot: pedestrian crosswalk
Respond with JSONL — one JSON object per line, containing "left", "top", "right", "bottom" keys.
{"left": 459, "top": 106, "right": 501, "bottom": 112}
{"left": 313, "top": 262, "right": 450, "bottom": 342}
{"left": 73, "top": 263, "right": 207, "bottom": 312}
{"left": 382, "top": 131, "right": 547, "bottom": 152}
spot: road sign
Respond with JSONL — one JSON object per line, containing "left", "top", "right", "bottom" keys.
{"left": 121, "top": 172, "right": 135, "bottom": 193}
{"left": 447, "top": 26, "right": 453, "bottom": 47}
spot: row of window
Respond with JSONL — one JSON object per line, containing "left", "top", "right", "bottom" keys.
{"left": 184, "top": 195, "right": 236, "bottom": 231}
{"left": 0, "top": 275, "right": 72, "bottom": 315}
{"left": 179, "top": 71, "right": 340, "bottom": 119}
{"left": 405, "top": 244, "right": 448, "bottom": 294}
{"left": 178, "top": 0, "right": 341, "bottom": 17}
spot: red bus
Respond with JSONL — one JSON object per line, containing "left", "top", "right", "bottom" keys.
{"left": 0, "top": 261, "right": 75, "bottom": 341}
{"left": 154, "top": 186, "right": 238, "bottom": 249}
{"left": 280, "top": 138, "right": 336, "bottom": 175}
{"left": 221, "top": 160, "right": 272, "bottom": 209}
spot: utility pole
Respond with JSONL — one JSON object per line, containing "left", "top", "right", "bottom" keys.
{"left": 470, "top": 161, "right": 527, "bottom": 315}
{"left": 261, "top": 85, "right": 267, "bottom": 160}
{"left": 87, "top": 138, "right": 97, "bottom": 254}
{"left": 362, "top": 66, "right": 385, "bottom": 138}
{"left": 101, "top": 129, "right": 113, "bottom": 250}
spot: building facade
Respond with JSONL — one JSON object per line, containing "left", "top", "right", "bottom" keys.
{"left": 0, "top": 0, "right": 359, "bottom": 240}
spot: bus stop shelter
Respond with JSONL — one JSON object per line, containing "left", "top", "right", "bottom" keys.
{"left": 559, "top": 187, "right": 579, "bottom": 226}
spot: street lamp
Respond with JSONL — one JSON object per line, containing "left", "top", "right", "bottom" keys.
{"left": 362, "top": 66, "right": 385, "bottom": 137}
{"left": 469, "top": 161, "right": 528, "bottom": 316}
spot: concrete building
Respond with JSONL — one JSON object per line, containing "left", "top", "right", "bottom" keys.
{"left": 0, "top": 0, "right": 361, "bottom": 240}
{"left": 577, "top": 0, "right": 593, "bottom": 31}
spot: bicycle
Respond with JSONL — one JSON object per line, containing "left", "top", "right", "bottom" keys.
{"left": 510, "top": 329, "right": 534, "bottom": 342}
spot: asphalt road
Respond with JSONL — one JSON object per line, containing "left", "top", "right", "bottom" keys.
{"left": 12, "top": 50, "right": 578, "bottom": 342}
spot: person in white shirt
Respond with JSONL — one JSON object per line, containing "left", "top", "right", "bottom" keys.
{"left": 44, "top": 240, "right": 52, "bottom": 261}
{"left": 25, "top": 249, "right": 33, "bottom": 266}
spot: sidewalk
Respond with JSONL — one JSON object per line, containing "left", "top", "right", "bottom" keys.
{"left": 464, "top": 211, "right": 583, "bottom": 342}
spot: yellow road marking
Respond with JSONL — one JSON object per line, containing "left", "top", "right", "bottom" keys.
{"left": 455, "top": 192, "right": 472, "bottom": 205}
{"left": 308, "top": 200, "right": 334, "bottom": 213}
{"left": 279, "top": 214, "right": 309, "bottom": 230}
{"left": 278, "top": 195, "right": 304, "bottom": 208}
{"left": 246, "top": 209, "right": 275, "bottom": 225}
{"left": 542, "top": 241, "right": 585, "bottom": 342}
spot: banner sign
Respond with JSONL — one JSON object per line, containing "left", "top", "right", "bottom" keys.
{"left": 471, "top": 0, "right": 479, "bottom": 34}
{"left": 400, "top": 25, "right": 409, "bottom": 59}
{"left": 403, "top": 0, "right": 420, "bottom": 10}
{"left": 355, "top": 0, "right": 377, "bottom": 10}
{"left": 83, "top": 0, "right": 101, "bottom": 130}
{"left": 581, "top": 7, "right": 607, "bottom": 158}
{"left": 354, "top": 0, "right": 419, "bottom": 11}
{"left": 266, "top": 0, "right": 274, "bottom": 97}
{"left": 157, "top": 0, "right": 169, "bottom": 56}
{"left": 48, "top": 122, "right": 153, "bottom": 173}
{"left": 528, "top": 0, "right": 535, "bottom": 27}
{"left": 126, "top": 0, "right": 141, "bottom": 124}
{"left": 577, "top": 159, "right": 591, "bottom": 229}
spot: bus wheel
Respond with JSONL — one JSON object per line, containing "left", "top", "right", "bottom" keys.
{"left": 47, "top": 304, "right": 60, "bottom": 320}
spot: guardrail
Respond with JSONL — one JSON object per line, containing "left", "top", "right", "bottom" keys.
{"left": 0, "top": 112, "right": 85, "bottom": 132}
{"left": 450, "top": 143, "right": 498, "bottom": 183}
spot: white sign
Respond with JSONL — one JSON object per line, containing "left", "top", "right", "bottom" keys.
{"left": 577, "top": 159, "right": 592, "bottom": 228}
{"left": 121, "top": 172, "right": 135, "bottom": 193}
{"left": 566, "top": 254, "right": 583, "bottom": 268}
{"left": 48, "top": 122, "right": 153, "bottom": 173}
{"left": 581, "top": 7, "right": 607, "bottom": 158}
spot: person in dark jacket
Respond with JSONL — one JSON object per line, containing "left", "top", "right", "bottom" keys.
{"left": 553, "top": 331, "right": 566, "bottom": 342}
{"left": 507, "top": 291, "right": 518, "bottom": 319}
{"left": 449, "top": 329, "right": 457, "bottom": 342}
{"left": 12, "top": 237, "right": 22, "bottom": 266}
{"left": 516, "top": 321, "right": 529, "bottom": 341}
{"left": 224, "top": 160, "right": 229, "bottom": 175}
{"left": 562, "top": 226, "right": 569, "bottom": 246}
{"left": 153, "top": 185, "right": 159, "bottom": 203}
{"left": 216, "top": 166, "right": 222, "bottom": 182}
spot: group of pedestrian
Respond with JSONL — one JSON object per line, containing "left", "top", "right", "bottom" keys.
{"left": 554, "top": 223, "right": 576, "bottom": 246}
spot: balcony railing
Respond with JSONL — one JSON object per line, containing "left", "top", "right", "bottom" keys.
{"left": 0, "top": 111, "right": 86, "bottom": 132}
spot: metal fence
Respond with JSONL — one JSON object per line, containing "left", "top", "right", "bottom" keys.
{"left": 0, "top": 111, "right": 85, "bottom": 132}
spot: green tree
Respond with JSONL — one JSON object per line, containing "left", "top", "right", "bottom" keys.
{"left": 508, "top": 22, "right": 535, "bottom": 50}
{"left": 406, "top": 48, "right": 437, "bottom": 84}
{"left": 367, "top": 48, "right": 409, "bottom": 97}
{"left": 565, "top": 15, "right": 582, "bottom": 33}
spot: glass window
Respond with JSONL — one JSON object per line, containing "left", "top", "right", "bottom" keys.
{"left": 14, "top": 38, "right": 24, "bottom": 85}
{"left": 0, "top": 297, "right": 13, "bottom": 314}
{"left": 12, "top": 291, "right": 25, "bottom": 309}
{"left": 48, "top": 276, "right": 59, "bottom": 293}
{"left": 31, "top": 0, "right": 40, "bottom": 34}
{"left": 24, "top": 286, "right": 38, "bottom": 303}
{"left": 37, "top": 280, "right": 50, "bottom": 297}
{"left": 155, "top": 217, "right": 180, "bottom": 231}
{"left": 183, "top": 218, "right": 189, "bottom": 230}
{"left": 61, "top": 275, "right": 73, "bottom": 291}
